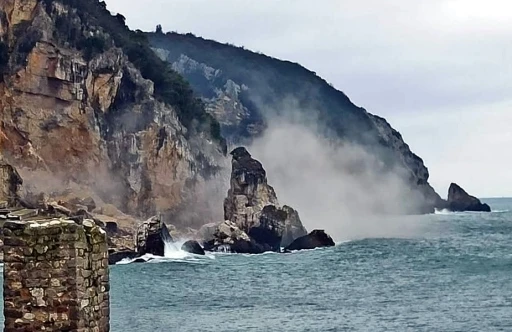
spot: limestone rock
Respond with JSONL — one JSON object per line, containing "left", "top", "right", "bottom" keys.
{"left": 203, "top": 220, "right": 264, "bottom": 254}
{"left": 284, "top": 230, "right": 335, "bottom": 252}
{"left": 281, "top": 205, "right": 308, "bottom": 248}
{"left": 0, "top": 0, "right": 225, "bottom": 233}
{"left": 248, "top": 205, "right": 286, "bottom": 251}
{"left": 447, "top": 183, "right": 491, "bottom": 212}
{"left": 223, "top": 147, "right": 306, "bottom": 251}
{"left": 135, "top": 216, "right": 173, "bottom": 256}
{"left": 195, "top": 222, "right": 219, "bottom": 243}
{"left": 181, "top": 240, "right": 205, "bottom": 255}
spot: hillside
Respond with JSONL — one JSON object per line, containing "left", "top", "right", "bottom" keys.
{"left": 149, "top": 31, "right": 444, "bottom": 213}
{"left": 0, "top": 0, "right": 226, "bottom": 227}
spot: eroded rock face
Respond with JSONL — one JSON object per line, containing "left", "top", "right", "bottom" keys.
{"left": 281, "top": 206, "right": 308, "bottom": 248}
{"left": 223, "top": 147, "right": 306, "bottom": 251}
{"left": 202, "top": 220, "right": 264, "bottom": 254}
{"left": 135, "top": 216, "right": 173, "bottom": 256}
{"left": 0, "top": 0, "right": 225, "bottom": 233}
{"left": 284, "top": 230, "right": 335, "bottom": 252}
{"left": 447, "top": 183, "right": 491, "bottom": 212}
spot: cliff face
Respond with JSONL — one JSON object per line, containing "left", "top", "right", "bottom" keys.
{"left": 0, "top": 0, "right": 225, "bottom": 226}
{"left": 149, "top": 32, "right": 443, "bottom": 213}
{"left": 224, "top": 147, "right": 307, "bottom": 251}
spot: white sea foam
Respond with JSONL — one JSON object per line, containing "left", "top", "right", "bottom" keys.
{"left": 434, "top": 209, "right": 454, "bottom": 215}
{"left": 116, "top": 238, "right": 214, "bottom": 265}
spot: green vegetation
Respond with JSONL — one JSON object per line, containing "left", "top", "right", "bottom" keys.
{"left": 148, "top": 32, "right": 375, "bottom": 142}
{"left": 42, "top": 0, "right": 223, "bottom": 144}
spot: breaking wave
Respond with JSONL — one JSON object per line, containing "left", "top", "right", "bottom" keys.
{"left": 435, "top": 208, "right": 509, "bottom": 215}
{"left": 116, "top": 239, "right": 214, "bottom": 265}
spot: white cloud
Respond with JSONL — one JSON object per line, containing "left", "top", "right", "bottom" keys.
{"left": 105, "top": 0, "right": 512, "bottom": 197}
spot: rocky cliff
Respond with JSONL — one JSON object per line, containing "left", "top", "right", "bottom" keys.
{"left": 224, "top": 147, "right": 307, "bottom": 251}
{"left": 0, "top": 0, "right": 226, "bottom": 229}
{"left": 149, "top": 32, "right": 443, "bottom": 213}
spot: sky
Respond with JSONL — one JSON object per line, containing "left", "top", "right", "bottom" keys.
{"left": 105, "top": 0, "right": 512, "bottom": 198}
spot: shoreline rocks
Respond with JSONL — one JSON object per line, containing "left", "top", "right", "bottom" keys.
{"left": 446, "top": 183, "right": 491, "bottom": 212}
{"left": 181, "top": 240, "right": 205, "bottom": 255}
{"left": 222, "top": 147, "right": 307, "bottom": 252}
{"left": 203, "top": 220, "right": 265, "bottom": 254}
{"left": 284, "top": 230, "right": 335, "bottom": 252}
{"left": 108, "top": 249, "right": 137, "bottom": 265}
{"left": 135, "top": 216, "right": 173, "bottom": 256}
{"left": 281, "top": 205, "right": 308, "bottom": 248}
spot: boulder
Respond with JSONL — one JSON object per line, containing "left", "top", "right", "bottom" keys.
{"left": 281, "top": 205, "right": 308, "bottom": 248}
{"left": 136, "top": 216, "right": 173, "bottom": 256}
{"left": 108, "top": 249, "right": 137, "bottom": 265}
{"left": 447, "top": 183, "right": 491, "bottom": 212}
{"left": 284, "top": 230, "right": 335, "bottom": 252}
{"left": 181, "top": 240, "right": 205, "bottom": 255}
{"left": 223, "top": 147, "right": 306, "bottom": 251}
{"left": 203, "top": 220, "right": 265, "bottom": 254}
{"left": 105, "top": 221, "right": 119, "bottom": 234}
{"left": 65, "top": 196, "right": 97, "bottom": 212}
{"left": 196, "top": 222, "right": 219, "bottom": 243}
{"left": 248, "top": 205, "right": 286, "bottom": 251}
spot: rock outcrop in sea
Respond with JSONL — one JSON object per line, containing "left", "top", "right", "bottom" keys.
{"left": 202, "top": 220, "right": 264, "bottom": 254}
{"left": 135, "top": 216, "right": 173, "bottom": 256}
{"left": 281, "top": 205, "right": 308, "bottom": 248}
{"left": 446, "top": 183, "right": 491, "bottom": 212}
{"left": 284, "top": 230, "right": 335, "bottom": 252}
{"left": 221, "top": 147, "right": 308, "bottom": 252}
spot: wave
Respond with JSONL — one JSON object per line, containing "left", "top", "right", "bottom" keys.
{"left": 116, "top": 238, "right": 215, "bottom": 265}
{"left": 434, "top": 209, "right": 509, "bottom": 215}
{"left": 434, "top": 209, "right": 455, "bottom": 215}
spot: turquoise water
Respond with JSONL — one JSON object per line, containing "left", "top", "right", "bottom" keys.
{"left": 2, "top": 198, "right": 512, "bottom": 331}
{"left": 109, "top": 198, "right": 512, "bottom": 331}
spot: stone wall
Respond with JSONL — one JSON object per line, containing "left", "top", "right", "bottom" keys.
{"left": 3, "top": 218, "right": 110, "bottom": 331}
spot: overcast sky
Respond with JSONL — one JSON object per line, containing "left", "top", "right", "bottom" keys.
{"left": 106, "top": 0, "right": 512, "bottom": 198}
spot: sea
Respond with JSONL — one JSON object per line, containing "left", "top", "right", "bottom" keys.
{"left": 3, "top": 198, "right": 512, "bottom": 331}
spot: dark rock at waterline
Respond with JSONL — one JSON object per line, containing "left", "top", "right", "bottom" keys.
{"left": 248, "top": 205, "right": 286, "bottom": 252}
{"left": 281, "top": 205, "right": 308, "bottom": 248}
{"left": 447, "top": 183, "right": 491, "bottom": 212}
{"left": 136, "top": 216, "right": 173, "bottom": 256}
{"left": 284, "top": 230, "right": 335, "bottom": 251}
{"left": 105, "top": 221, "right": 119, "bottom": 234}
{"left": 133, "top": 257, "right": 154, "bottom": 263}
{"left": 108, "top": 250, "right": 137, "bottom": 265}
{"left": 181, "top": 240, "right": 205, "bottom": 255}
{"left": 202, "top": 220, "right": 265, "bottom": 254}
